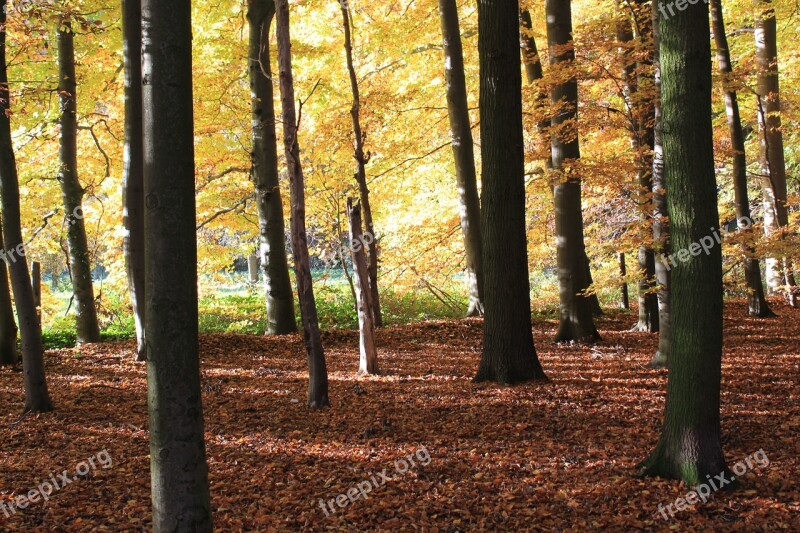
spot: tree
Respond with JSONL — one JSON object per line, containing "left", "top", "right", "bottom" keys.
{"left": 348, "top": 199, "right": 378, "bottom": 375}
{"left": 57, "top": 17, "right": 100, "bottom": 344}
{"left": 0, "top": 223, "right": 18, "bottom": 366}
{"left": 141, "top": 0, "right": 212, "bottom": 528}
{"left": 0, "top": 0, "right": 53, "bottom": 412}
{"left": 617, "top": 2, "right": 658, "bottom": 333}
{"left": 340, "top": 2, "right": 383, "bottom": 327}
{"left": 546, "top": 0, "right": 599, "bottom": 343}
{"left": 638, "top": 0, "right": 731, "bottom": 484}
{"left": 711, "top": 0, "right": 774, "bottom": 317}
{"left": 754, "top": 0, "right": 797, "bottom": 306}
{"left": 275, "top": 0, "right": 330, "bottom": 408}
{"left": 473, "top": 0, "right": 546, "bottom": 385}
{"left": 438, "top": 0, "right": 484, "bottom": 317}
{"left": 122, "top": 0, "right": 146, "bottom": 360}
{"left": 248, "top": 0, "right": 297, "bottom": 335}
{"left": 650, "top": 1, "right": 670, "bottom": 368}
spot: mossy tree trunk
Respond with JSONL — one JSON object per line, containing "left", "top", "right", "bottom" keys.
{"left": 638, "top": 0, "right": 732, "bottom": 484}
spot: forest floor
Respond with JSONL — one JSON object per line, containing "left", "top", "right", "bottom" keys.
{"left": 1, "top": 300, "right": 798, "bottom": 531}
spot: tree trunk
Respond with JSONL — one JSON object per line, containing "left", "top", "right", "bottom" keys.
{"left": 584, "top": 251, "right": 603, "bottom": 316}
{"left": 617, "top": 4, "right": 658, "bottom": 332}
{"left": 519, "top": 9, "right": 552, "bottom": 166}
{"left": 0, "top": 223, "right": 18, "bottom": 366}
{"left": 275, "top": 0, "right": 330, "bottom": 408}
{"left": 122, "top": 0, "right": 146, "bottom": 361}
{"left": 473, "top": 0, "right": 547, "bottom": 385}
{"left": 57, "top": 19, "right": 100, "bottom": 344}
{"left": 638, "top": 0, "right": 732, "bottom": 484}
{"left": 31, "top": 261, "right": 41, "bottom": 325}
{"left": 0, "top": 0, "right": 53, "bottom": 411}
{"left": 546, "top": 0, "right": 599, "bottom": 343}
{"left": 340, "top": 4, "right": 383, "bottom": 327}
{"left": 650, "top": 0, "right": 670, "bottom": 368}
{"left": 141, "top": 0, "right": 213, "bottom": 528}
{"left": 618, "top": 252, "right": 629, "bottom": 310}
{"left": 348, "top": 199, "right": 378, "bottom": 375}
{"left": 754, "top": 0, "right": 797, "bottom": 306}
{"left": 711, "top": 0, "right": 774, "bottom": 318}
{"left": 438, "top": 0, "right": 484, "bottom": 317}
{"left": 248, "top": 0, "right": 298, "bottom": 335}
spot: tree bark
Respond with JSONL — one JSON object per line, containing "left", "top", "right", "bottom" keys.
{"left": 754, "top": 0, "right": 797, "bottom": 306}
{"left": 248, "top": 0, "right": 298, "bottom": 335}
{"left": 638, "top": 0, "right": 732, "bottom": 484}
{"left": 438, "top": 0, "right": 484, "bottom": 317}
{"left": 340, "top": 4, "right": 383, "bottom": 327}
{"left": 546, "top": 0, "right": 599, "bottom": 343}
{"left": 618, "top": 252, "right": 629, "bottom": 310}
{"left": 122, "top": 0, "right": 146, "bottom": 360}
{"left": 0, "top": 0, "right": 53, "bottom": 411}
{"left": 650, "top": 0, "right": 669, "bottom": 368}
{"left": 473, "top": 0, "right": 547, "bottom": 385}
{"left": 275, "top": 0, "right": 330, "bottom": 408}
{"left": 617, "top": 4, "right": 658, "bottom": 332}
{"left": 520, "top": 9, "right": 552, "bottom": 166}
{"left": 348, "top": 199, "right": 378, "bottom": 375}
{"left": 711, "top": 0, "right": 774, "bottom": 317}
{"left": 141, "top": 0, "right": 213, "bottom": 528}
{"left": 0, "top": 223, "right": 18, "bottom": 365}
{"left": 57, "top": 19, "right": 100, "bottom": 344}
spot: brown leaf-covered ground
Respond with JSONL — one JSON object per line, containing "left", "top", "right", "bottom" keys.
{"left": 1, "top": 300, "right": 798, "bottom": 531}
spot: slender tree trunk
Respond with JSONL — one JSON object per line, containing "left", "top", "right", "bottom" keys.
{"left": 547, "top": 0, "right": 599, "bottom": 343}
{"left": 638, "top": 0, "right": 732, "bottom": 484}
{"left": 438, "top": 0, "right": 484, "bottom": 317}
{"left": 618, "top": 252, "right": 629, "bottom": 310}
{"left": 141, "top": 0, "right": 212, "bottom": 528}
{"left": 340, "top": 4, "right": 382, "bottom": 327}
{"left": 711, "top": 0, "right": 774, "bottom": 317}
{"left": 584, "top": 252, "right": 603, "bottom": 316}
{"left": 248, "top": 0, "right": 297, "bottom": 335}
{"left": 0, "top": 223, "right": 18, "bottom": 365}
{"left": 650, "top": 1, "right": 669, "bottom": 368}
{"left": 520, "top": 9, "right": 553, "bottom": 167}
{"left": 618, "top": 4, "right": 658, "bottom": 332}
{"left": 754, "top": 0, "right": 797, "bottom": 306}
{"left": 31, "top": 261, "right": 41, "bottom": 324}
{"left": 57, "top": 19, "right": 100, "bottom": 344}
{"left": 473, "top": 0, "right": 547, "bottom": 385}
{"left": 348, "top": 199, "right": 378, "bottom": 375}
{"left": 0, "top": 0, "right": 52, "bottom": 411}
{"left": 122, "top": 0, "right": 146, "bottom": 360}
{"left": 275, "top": 0, "right": 330, "bottom": 408}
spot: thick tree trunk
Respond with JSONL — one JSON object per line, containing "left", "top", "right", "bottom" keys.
{"left": 473, "top": 0, "right": 547, "bottom": 385}
{"left": 348, "top": 199, "right": 378, "bottom": 375}
{"left": 248, "top": 0, "right": 298, "bottom": 335}
{"left": 0, "top": 2, "right": 52, "bottom": 411}
{"left": 122, "top": 0, "right": 146, "bottom": 360}
{"left": 754, "top": 0, "right": 797, "bottom": 306}
{"left": 638, "top": 0, "right": 732, "bottom": 484}
{"left": 141, "top": 0, "right": 212, "bottom": 529}
{"left": 275, "top": 0, "right": 330, "bottom": 408}
{"left": 711, "top": 0, "right": 774, "bottom": 318}
{"left": 618, "top": 252, "right": 629, "bottom": 310}
{"left": 0, "top": 223, "right": 18, "bottom": 365}
{"left": 438, "top": 0, "right": 484, "bottom": 317}
{"left": 57, "top": 20, "right": 100, "bottom": 344}
{"left": 546, "top": 0, "right": 599, "bottom": 343}
{"left": 340, "top": 5, "right": 383, "bottom": 327}
{"left": 650, "top": 1, "right": 670, "bottom": 368}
